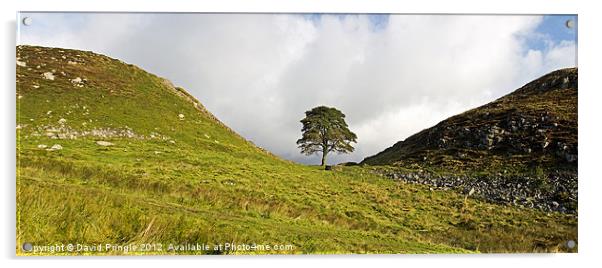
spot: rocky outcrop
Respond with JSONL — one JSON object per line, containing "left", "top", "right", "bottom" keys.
{"left": 22, "top": 123, "right": 171, "bottom": 141}
{"left": 418, "top": 110, "right": 577, "bottom": 163}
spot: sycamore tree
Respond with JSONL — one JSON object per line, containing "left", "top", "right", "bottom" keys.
{"left": 296, "top": 106, "right": 357, "bottom": 168}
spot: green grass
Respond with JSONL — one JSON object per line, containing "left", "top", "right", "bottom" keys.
{"left": 16, "top": 45, "right": 577, "bottom": 255}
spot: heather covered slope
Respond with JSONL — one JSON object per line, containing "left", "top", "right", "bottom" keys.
{"left": 16, "top": 46, "right": 576, "bottom": 254}
{"left": 362, "top": 68, "right": 578, "bottom": 173}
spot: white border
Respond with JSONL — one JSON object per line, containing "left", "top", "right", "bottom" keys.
{"left": 2, "top": 1, "right": 600, "bottom": 268}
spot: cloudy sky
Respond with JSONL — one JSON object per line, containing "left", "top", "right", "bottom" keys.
{"left": 17, "top": 13, "right": 577, "bottom": 165}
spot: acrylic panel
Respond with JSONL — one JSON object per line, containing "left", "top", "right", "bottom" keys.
{"left": 16, "top": 12, "right": 578, "bottom": 255}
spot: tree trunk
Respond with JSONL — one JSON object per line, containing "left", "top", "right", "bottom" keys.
{"left": 321, "top": 148, "right": 327, "bottom": 167}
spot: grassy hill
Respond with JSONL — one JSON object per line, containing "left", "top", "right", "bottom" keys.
{"left": 362, "top": 68, "right": 578, "bottom": 174}
{"left": 16, "top": 45, "right": 577, "bottom": 255}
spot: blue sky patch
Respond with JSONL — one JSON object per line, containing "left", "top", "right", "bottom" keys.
{"left": 527, "top": 14, "right": 577, "bottom": 52}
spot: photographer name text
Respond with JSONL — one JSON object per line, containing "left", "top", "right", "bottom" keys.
{"left": 24, "top": 242, "right": 294, "bottom": 254}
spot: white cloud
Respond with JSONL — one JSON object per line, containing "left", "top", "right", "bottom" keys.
{"left": 18, "top": 13, "right": 577, "bottom": 164}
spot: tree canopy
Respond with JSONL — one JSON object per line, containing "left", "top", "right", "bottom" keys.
{"left": 296, "top": 106, "right": 357, "bottom": 167}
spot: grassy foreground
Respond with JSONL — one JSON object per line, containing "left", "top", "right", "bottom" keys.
{"left": 16, "top": 45, "right": 577, "bottom": 255}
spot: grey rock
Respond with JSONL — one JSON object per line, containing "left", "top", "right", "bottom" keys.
{"left": 48, "top": 144, "right": 62, "bottom": 151}
{"left": 96, "top": 141, "right": 114, "bottom": 146}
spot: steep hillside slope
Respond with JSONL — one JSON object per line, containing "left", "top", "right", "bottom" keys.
{"left": 16, "top": 46, "right": 576, "bottom": 254}
{"left": 362, "top": 68, "right": 578, "bottom": 173}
